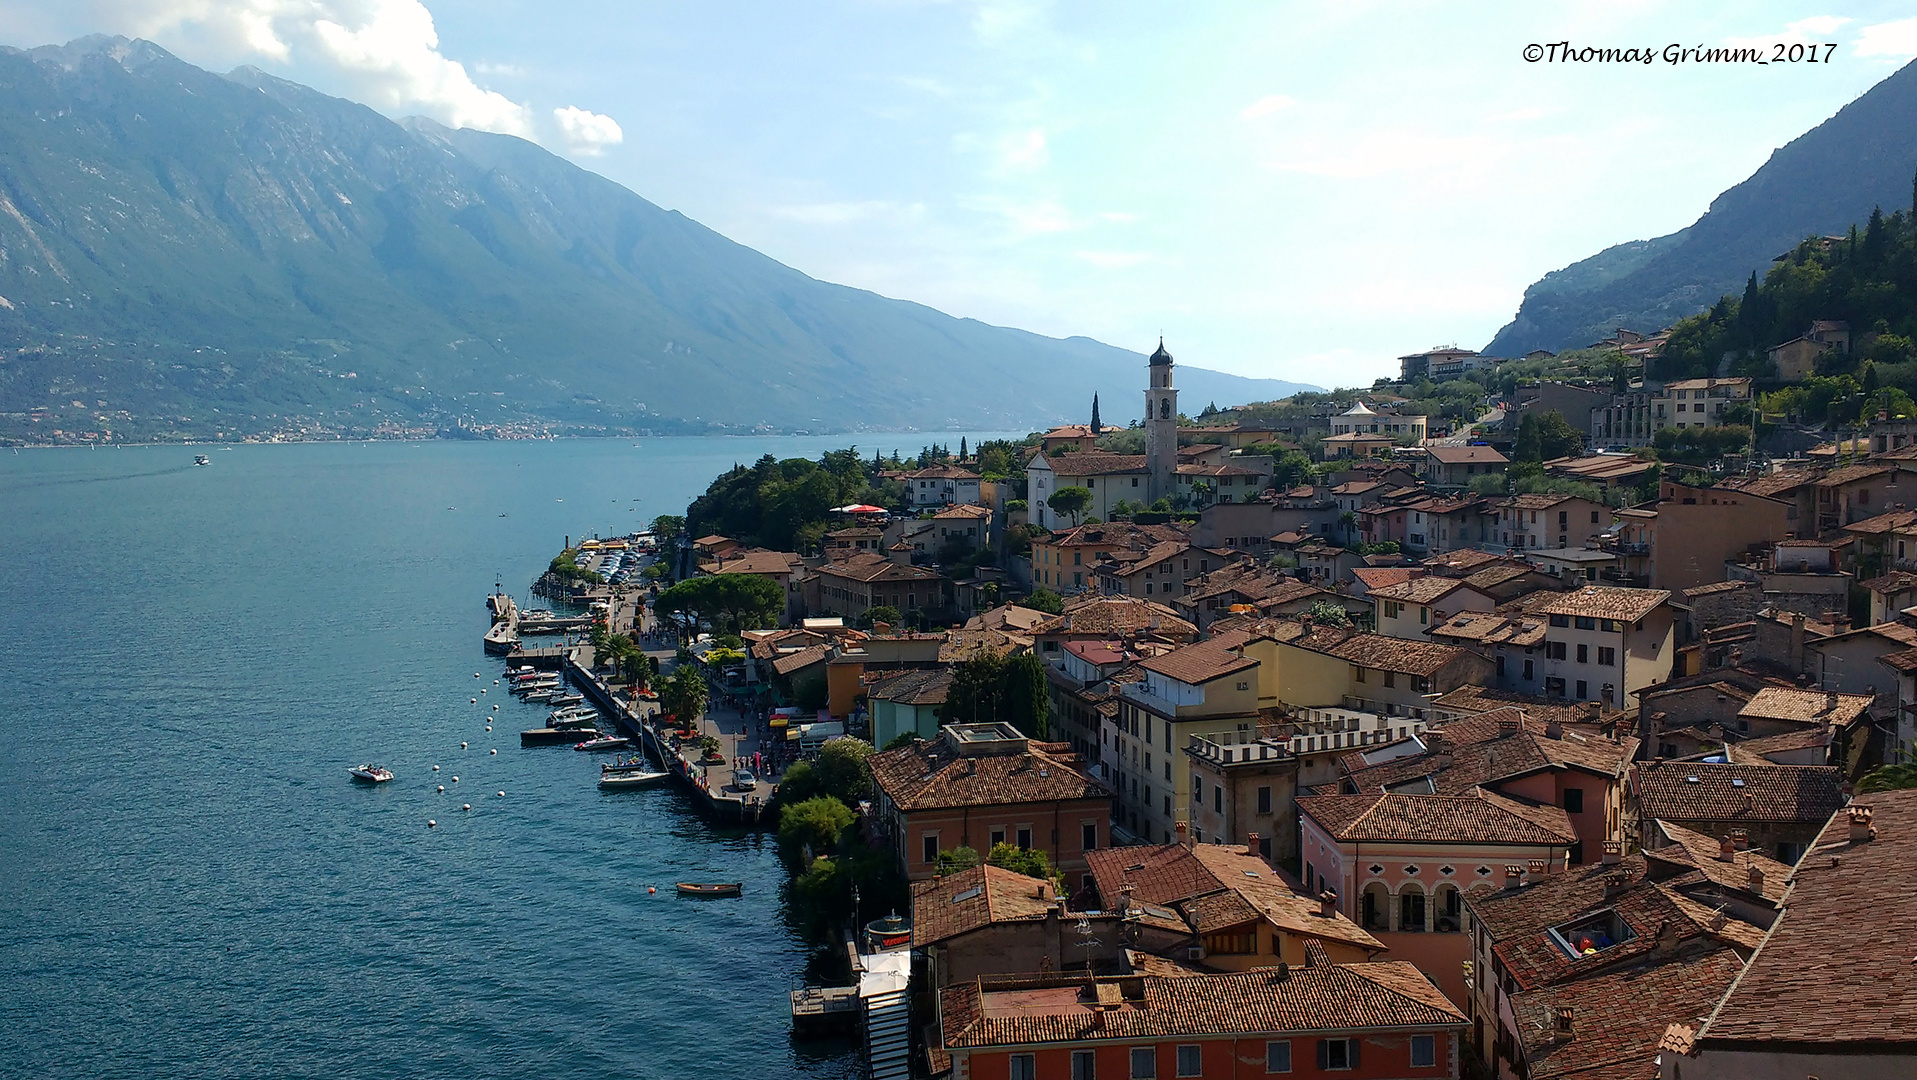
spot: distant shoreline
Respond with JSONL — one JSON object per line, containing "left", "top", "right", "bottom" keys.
{"left": 0, "top": 428, "right": 1034, "bottom": 451}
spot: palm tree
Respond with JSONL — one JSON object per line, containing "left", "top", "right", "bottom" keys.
{"left": 1857, "top": 762, "right": 1917, "bottom": 793}
{"left": 1337, "top": 510, "right": 1358, "bottom": 544}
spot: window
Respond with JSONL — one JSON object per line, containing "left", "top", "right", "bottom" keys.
{"left": 922, "top": 833, "right": 939, "bottom": 865}
{"left": 1545, "top": 676, "right": 1566, "bottom": 698}
{"left": 1399, "top": 890, "right": 1426, "bottom": 932}
{"left": 1411, "top": 1035, "right": 1436, "bottom": 1067}
{"left": 1265, "top": 1040, "right": 1292, "bottom": 1073}
{"left": 1353, "top": 665, "right": 1367, "bottom": 683}
{"left": 1318, "top": 1038, "right": 1357, "bottom": 1071}
{"left": 1176, "top": 1044, "right": 1202, "bottom": 1076}
{"left": 1598, "top": 646, "right": 1616, "bottom": 666}
{"left": 1016, "top": 826, "right": 1033, "bottom": 851}
{"left": 1576, "top": 643, "right": 1588, "bottom": 663}
{"left": 1383, "top": 670, "right": 1396, "bottom": 689}
{"left": 1576, "top": 679, "right": 1588, "bottom": 700}
{"left": 1011, "top": 1054, "right": 1037, "bottom": 1080}
{"left": 1257, "top": 785, "right": 1272, "bottom": 814}
{"left": 1548, "top": 614, "right": 1570, "bottom": 628}
{"left": 1564, "top": 788, "right": 1584, "bottom": 813}
{"left": 1073, "top": 1050, "right": 1097, "bottom": 1080}
{"left": 1214, "top": 786, "right": 1223, "bottom": 813}
{"left": 1132, "top": 1047, "right": 1158, "bottom": 1079}
{"left": 1547, "top": 641, "right": 1566, "bottom": 660}
{"left": 1523, "top": 658, "right": 1534, "bottom": 680}
{"left": 991, "top": 828, "right": 1007, "bottom": 848}
{"left": 1083, "top": 822, "right": 1098, "bottom": 851}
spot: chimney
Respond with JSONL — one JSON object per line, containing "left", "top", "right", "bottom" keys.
{"left": 1318, "top": 891, "right": 1338, "bottom": 918}
{"left": 1175, "top": 820, "right": 1191, "bottom": 849}
{"left": 1246, "top": 833, "right": 1261, "bottom": 858}
{"left": 1826, "top": 687, "right": 1841, "bottom": 712}
{"left": 1747, "top": 865, "right": 1767, "bottom": 894}
{"left": 1602, "top": 870, "right": 1630, "bottom": 899}
{"left": 1730, "top": 828, "right": 1749, "bottom": 852}
{"left": 1790, "top": 613, "right": 1806, "bottom": 670}
{"left": 1552, "top": 1006, "right": 1575, "bottom": 1042}
{"left": 1655, "top": 920, "right": 1680, "bottom": 956}
{"left": 1544, "top": 720, "right": 1564, "bottom": 740}
{"left": 1038, "top": 881, "right": 1054, "bottom": 901}
{"left": 1497, "top": 714, "right": 1522, "bottom": 735}
{"left": 1271, "top": 961, "right": 1290, "bottom": 982}
{"left": 1716, "top": 835, "right": 1736, "bottom": 862}
{"left": 1601, "top": 841, "right": 1623, "bottom": 866}
{"left": 1505, "top": 864, "right": 1524, "bottom": 886}
{"left": 1527, "top": 859, "right": 1546, "bottom": 878}
{"left": 1848, "top": 805, "right": 1876, "bottom": 843}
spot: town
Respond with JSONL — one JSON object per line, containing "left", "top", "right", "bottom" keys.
{"left": 553, "top": 326, "right": 1917, "bottom": 1080}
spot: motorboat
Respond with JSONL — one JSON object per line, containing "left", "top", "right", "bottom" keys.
{"left": 676, "top": 882, "right": 742, "bottom": 898}
{"left": 522, "top": 688, "right": 557, "bottom": 701}
{"left": 502, "top": 665, "right": 536, "bottom": 678}
{"left": 598, "top": 767, "right": 669, "bottom": 789}
{"left": 193, "top": 454, "right": 210, "bottom": 466}
{"left": 574, "top": 736, "right": 631, "bottom": 752}
{"left": 348, "top": 764, "right": 394, "bottom": 784}
{"left": 602, "top": 756, "right": 657, "bottom": 773}
{"left": 550, "top": 706, "right": 597, "bottom": 721}
{"left": 547, "top": 693, "right": 584, "bottom": 707}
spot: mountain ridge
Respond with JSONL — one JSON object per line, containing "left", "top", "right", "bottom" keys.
{"left": 0, "top": 37, "right": 1316, "bottom": 443}
{"left": 1485, "top": 57, "right": 1917, "bottom": 357}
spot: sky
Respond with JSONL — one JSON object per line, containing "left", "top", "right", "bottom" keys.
{"left": 3, "top": 2, "right": 1916, "bottom": 385}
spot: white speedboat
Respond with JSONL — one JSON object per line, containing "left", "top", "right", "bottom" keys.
{"left": 574, "top": 736, "right": 631, "bottom": 752}
{"left": 349, "top": 764, "right": 394, "bottom": 784}
{"left": 547, "top": 693, "right": 584, "bottom": 707}
{"left": 598, "top": 767, "right": 668, "bottom": 789}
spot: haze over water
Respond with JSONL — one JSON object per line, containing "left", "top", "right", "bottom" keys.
{"left": 0, "top": 435, "right": 1011, "bottom": 1080}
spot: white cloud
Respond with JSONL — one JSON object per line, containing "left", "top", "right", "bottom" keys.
{"left": 80, "top": 0, "right": 617, "bottom": 148}
{"left": 1856, "top": 17, "right": 1917, "bottom": 58}
{"left": 1240, "top": 94, "right": 1294, "bottom": 119}
{"left": 1263, "top": 131, "right": 1507, "bottom": 180}
{"left": 552, "top": 105, "right": 622, "bottom": 156}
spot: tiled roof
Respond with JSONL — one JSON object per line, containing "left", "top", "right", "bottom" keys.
{"left": 1736, "top": 687, "right": 1871, "bottom": 727}
{"left": 1431, "top": 685, "right": 1615, "bottom": 727}
{"left": 1721, "top": 468, "right": 1818, "bottom": 498}
{"left": 1841, "top": 508, "right": 1917, "bottom": 536}
{"left": 1344, "top": 707, "right": 1636, "bottom": 799}
{"left": 1350, "top": 567, "right": 1419, "bottom": 591}
{"left": 1031, "top": 594, "right": 1198, "bottom": 642}
{"left": 1695, "top": 788, "right": 1917, "bottom": 1048}
{"left": 933, "top": 503, "right": 992, "bottom": 520}
{"left": 1880, "top": 646, "right": 1917, "bottom": 673}
{"left": 1298, "top": 789, "right": 1577, "bottom": 845}
{"left": 1513, "top": 946, "right": 1745, "bottom": 1080}
{"left": 1815, "top": 462, "right": 1904, "bottom": 487}
{"left": 1138, "top": 636, "right": 1259, "bottom": 686}
{"left": 911, "top": 864, "right": 1059, "bottom": 946}
{"left": 1506, "top": 492, "right": 1578, "bottom": 510}
{"left": 1644, "top": 820, "right": 1793, "bottom": 903}
{"left": 703, "top": 548, "right": 800, "bottom": 576}
{"left": 1722, "top": 726, "right": 1830, "bottom": 765}
{"left": 868, "top": 667, "right": 953, "bottom": 707}
{"left": 1317, "top": 632, "right": 1473, "bottom": 677}
{"left": 1048, "top": 520, "right": 1187, "bottom": 550}
{"left": 1533, "top": 586, "right": 1670, "bottom": 623}
{"left": 904, "top": 464, "right": 981, "bottom": 480}
{"left": 1425, "top": 444, "right": 1510, "bottom": 465}
{"left": 1634, "top": 761, "right": 1846, "bottom": 825}
{"left": 1862, "top": 569, "right": 1917, "bottom": 595}
{"left": 869, "top": 736, "right": 1108, "bottom": 812}
{"left": 816, "top": 552, "right": 944, "bottom": 583}
{"left": 1423, "top": 548, "right": 1504, "bottom": 574}
{"left": 1180, "top": 564, "right": 1323, "bottom": 607}
{"left": 1368, "top": 576, "right": 1477, "bottom": 605}
{"left": 1043, "top": 451, "right": 1148, "bottom": 477}
{"left": 770, "top": 644, "right": 832, "bottom": 676}
{"left": 936, "top": 963, "right": 1464, "bottom": 1049}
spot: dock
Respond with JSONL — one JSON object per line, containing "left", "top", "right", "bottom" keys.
{"left": 789, "top": 985, "right": 860, "bottom": 1035}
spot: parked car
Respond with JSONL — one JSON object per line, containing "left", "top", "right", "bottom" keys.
{"left": 732, "top": 768, "right": 758, "bottom": 791}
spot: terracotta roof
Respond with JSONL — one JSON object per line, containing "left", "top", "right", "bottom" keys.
{"left": 936, "top": 963, "right": 1463, "bottom": 1050}
{"left": 1695, "top": 788, "right": 1917, "bottom": 1049}
{"left": 1862, "top": 569, "right": 1917, "bottom": 595}
{"left": 1532, "top": 586, "right": 1670, "bottom": 623}
{"left": 904, "top": 464, "right": 981, "bottom": 480}
{"left": 1047, "top": 520, "right": 1187, "bottom": 550}
{"left": 703, "top": 548, "right": 800, "bottom": 576}
{"left": 1880, "top": 646, "right": 1917, "bottom": 674}
{"left": 911, "top": 864, "right": 1060, "bottom": 946}
{"left": 1343, "top": 707, "right": 1635, "bottom": 799}
{"left": 1425, "top": 444, "right": 1510, "bottom": 465}
{"left": 1138, "top": 636, "right": 1259, "bottom": 685}
{"left": 1431, "top": 685, "right": 1617, "bottom": 727}
{"left": 933, "top": 503, "right": 992, "bottom": 520}
{"left": 1350, "top": 567, "right": 1419, "bottom": 591}
{"left": 868, "top": 667, "right": 954, "bottom": 707}
{"left": 1368, "top": 576, "right": 1479, "bottom": 605}
{"left": 965, "top": 603, "right": 1054, "bottom": 634}
{"left": 1644, "top": 820, "right": 1793, "bottom": 903}
{"left": 1841, "top": 508, "right": 1917, "bottom": 536}
{"left": 1298, "top": 789, "right": 1578, "bottom": 845}
{"left": 815, "top": 552, "right": 944, "bottom": 583}
{"left": 869, "top": 736, "right": 1109, "bottom": 812}
{"left": 1815, "top": 462, "right": 1905, "bottom": 487}
{"left": 1423, "top": 548, "right": 1505, "bottom": 574}
{"left": 1180, "top": 564, "right": 1324, "bottom": 607}
{"left": 1041, "top": 451, "right": 1148, "bottom": 477}
{"left": 770, "top": 644, "right": 832, "bottom": 676}
{"left": 1317, "top": 632, "right": 1473, "bottom": 677}
{"left": 1736, "top": 687, "right": 1871, "bottom": 727}
{"left": 1721, "top": 469, "right": 1817, "bottom": 498}
{"left": 1031, "top": 594, "right": 1197, "bottom": 642}
{"left": 1723, "top": 726, "right": 1831, "bottom": 765}
{"left": 1634, "top": 761, "right": 1846, "bottom": 825}
{"left": 1513, "top": 946, "right": 1745, "bottom": 1080}
{"left": 1506, "top": 492, "right": 1579, "bottom": 510}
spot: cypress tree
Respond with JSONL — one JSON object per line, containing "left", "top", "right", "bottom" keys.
{"left": 1090, "top": 393, "right": 1102, "bottom": 435}
{"left": 959, "top": 436, "right": 967, "bottom": 460}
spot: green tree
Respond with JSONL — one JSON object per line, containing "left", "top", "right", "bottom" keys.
{"left": 778, "top": 796, "right": 855, "bottom": 870}
{"left": 659, "top": 663, "right": 709, "bottom": 726}
{"left": 1512, "top": 409, "right": 1584, "bottom": 463}
{"left": 941, "top": 652, "right": 1051, "bottom": 738}
{"left": 1857, "top": 762, "right": 1917, "bottom": 793}
{"left": 1018, "top": 588, "right": 1063, "bottom": 615}
{"left": 1047, "top": 485, "right": 1092, "bottom": 525}
{"left": 1306, "top": 599, "right": 1352, "bottom": 628}
{"left": 813, "top": 738, "right": 876, "bottom": 803}
{"left": 985, "top": 842, "right": 1058, "bottom": 884}
{"left": 882, "top": 732, "right": 920, "bottom": 751}
{"left": 858, "top": 605, "right": 902, "bottom": 629}
{"left": 936, "top": 845, "right": 981, "bottom": 875}
{"left": 650, "top": 515, "right": 686, "bottom": 547}
{"left": 793, "top": 672, "right": 829, "bottom": 713}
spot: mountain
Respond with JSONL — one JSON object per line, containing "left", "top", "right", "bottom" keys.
{"left": 1485, "top": 58, "right": 1917, "bottom": 358}
{"left": 0, "top": 37, "right": 1316, "bottom": 443}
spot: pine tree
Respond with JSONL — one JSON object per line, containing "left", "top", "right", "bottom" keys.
{"left": 1090, "top": 393, "right": 1102, "bottom": 435}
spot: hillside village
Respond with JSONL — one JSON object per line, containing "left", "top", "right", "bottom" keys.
{"left": 649, "top": 324, "right": 1917, "bottom": 1079}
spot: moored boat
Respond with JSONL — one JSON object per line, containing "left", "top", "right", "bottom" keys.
{"left": 676, "top": 882, "right": 742, "bottom": 898}
{"left": 348, "top": 764, "right": 394, "bottom": 784}
{"left": 574, "top": 736, "right": 631, "bottom": 752}
{"left": 547, "top": 693, "right": 584, "bottom": 707}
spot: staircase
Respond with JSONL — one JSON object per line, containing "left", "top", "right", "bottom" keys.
{"left": 862, "top": 984, "right": 910, "bottom": 1080}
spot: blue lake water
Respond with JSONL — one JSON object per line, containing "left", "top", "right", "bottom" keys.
{"left": 0, "top": 434, "right": 1014, "bottom": 1080}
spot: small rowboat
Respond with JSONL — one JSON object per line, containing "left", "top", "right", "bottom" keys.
{"left": 676, "top": 882, "right": 742, "bottom": 898}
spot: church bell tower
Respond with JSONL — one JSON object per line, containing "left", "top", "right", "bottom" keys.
{"left": 1145, "top": 339, "right": 1178, "bottom": 503}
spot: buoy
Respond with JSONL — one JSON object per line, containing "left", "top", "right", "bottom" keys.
{"left": 492, "top": 704, "right": 498, "bottom": 711}
{"left": 493, "top": 680, "right": 498, "bottom": 685}
{"left": 451, "top": 775, "right": 459, "bottom": 782}
{"left": 462, "top": 803, "right": 471, "bottom": 811}
{"left": 470, "top": 697, "right": 477, "bottom": 704}
{"left": 437, "top": 785, "right": 444, "bottom": 793}
{"left": 485, "top": 725, "right": 492, "bottom": 732}
{"left": 497, "top": 791, "right": 505, "bottom": 797}
{"left": 428, "top": 819, "right": 437, "bottom": 827}
{"left": 474, "top": 673, "right": 480, "bottom": 678}
{"left": 432, "top": 765, "right": 440, "bottom": 772}
{"left": 648, "top": 886, "right": 656, "bottom": 894}
{"left": 461, "top": 742, "right": 467, "bottom": 749}
{"left": 490, "top": 748, "right": 497, "bottom": 755}
{"left": 480, "top": 688, "right": 487, "bottom": 694}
